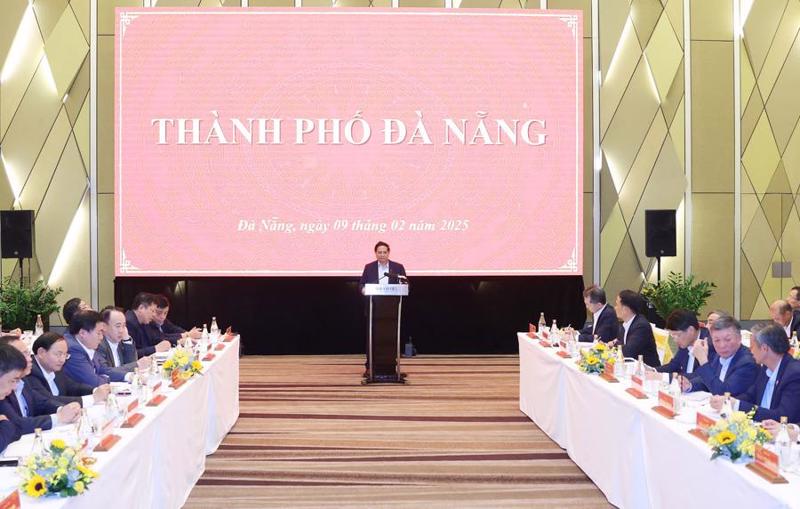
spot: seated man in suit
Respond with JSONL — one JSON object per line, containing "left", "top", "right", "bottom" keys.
{"left": 722, "top": 324, "right": 800, "bottom": 419}
{"left": 0, "top": 336, "right": 81, "bottom": 434}
{"left": 27, "top": 332, "right": 110, "bottom": 408}
{"left": 149, "top": 294, "right": 200, "bottom": 346}
{"left": 787, "top": 286, "right": 800, "bottom": 312}
{"left": 63, "top": 310, "right": 113, "bottom": 388}
{"left": 612, "top": 290, "right": 660, "bottom": 367}
{"left": 683, "top": 314, "right": 757, "bottom": 397}
{"left": 0, "top": 344, "right": 26, "bottom": 451}
{"left": 578, "top": 285, "right": 618, "bottom": 342}
{"left": 657, "top": 309, "right": 715, "bottom": 375}
{"left": 126, "top": 293, "right": 171, "bottom": 358}
{"left": 710, "top": 324, "right": 800, "bottom": 422}
{"left": 358, "top": 241, "right": 407, "bottom": 290}
{"left": 62, "top": 297, "right": 90, "bottom": 326}
{"left": 97, "top": 306, "right": 151, "bottom": 380}
{"left": 770, "top": 299, "right": 800, "bottom": 339}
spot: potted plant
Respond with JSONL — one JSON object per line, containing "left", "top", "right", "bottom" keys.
{"left": 0, "top": 278, "right": 63, "bottom": 331}
{"left": 641, "top": 271, "right": 716, "bottom": 324}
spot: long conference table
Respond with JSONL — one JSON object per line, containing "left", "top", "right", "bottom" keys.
{"left": 518, "top": 333, "right": 800, "bottom": 509}
{"left": 0, "top": 336, "right": 240, "bottom": 508}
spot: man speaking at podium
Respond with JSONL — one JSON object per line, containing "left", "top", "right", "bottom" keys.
{"left": 358, "top": 241, "right": 406, "bottom": 288}
{"left": 358, "top": 242, "right": 407, "bottom": 376}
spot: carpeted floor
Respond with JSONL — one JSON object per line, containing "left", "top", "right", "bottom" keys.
{"left": 185, "top": 355, "right": 610, "bottom": 508}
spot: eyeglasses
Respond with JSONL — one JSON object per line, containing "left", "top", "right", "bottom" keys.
{"left": 52, "top": 352, "right": 71, "bottom": 360}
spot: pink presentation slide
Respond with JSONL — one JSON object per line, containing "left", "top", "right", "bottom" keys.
{"left": 115, "top": 8, "right": 582, "bottom": 276}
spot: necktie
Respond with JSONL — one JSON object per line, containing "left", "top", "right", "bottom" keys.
{"left": 13, "top": 390, "right": 28, "bottom": 417}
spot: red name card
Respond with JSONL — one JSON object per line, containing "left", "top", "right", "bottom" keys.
{"left": 538, "top": 340, "right": 553, "bottom": 348}
{"left": 147, "top": 394, "right": 167, "bottom": 407}
{"left": 93, "top": 433, "right": 121, "bottom": 452}
{"left": 652, "top": 390, "right": 676, "bottom": 419}
{"left": 152, "top": 381, "right": 162, "bottom": 394}
{"left": 0, "top": 491, "right": 19, "bottom": 509}
{"left": 203, "top": 353, "right": 216, "bottom": 361}
{"left": 599, "top": 361, "right": 619, "bottom": 383}
{"left": 626, "top": 375, "right": 647, "bottom": 399}
{"left": 169, "top": 378, "right": 186, "bottom": 389}
{"left": 127, "top": 399, "right": 138, "bottom": 413}
{"left": 689, "top": 412, "right": 716, "bottom": 440}
{"left": 215, "top": 343, "right": 225, "bottom": 351}
{"left": 747, "top": 445, "right": 788, "bottom": 484}
{"left": 527, "top": 323, "right": 536, "bottom": 339}
{"left": 122, "top": 412, "right": 144, "bottom": 428}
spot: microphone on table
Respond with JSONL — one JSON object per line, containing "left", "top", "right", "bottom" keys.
{"left": 384, "top": 271, "right": 408, "bottom": 283}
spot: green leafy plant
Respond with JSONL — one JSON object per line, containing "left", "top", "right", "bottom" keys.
{"left": 0, "top": 278, "right": 63, "bottom": 330}
{"left": 641, "top": 271, "right": 716, "bottom": 320}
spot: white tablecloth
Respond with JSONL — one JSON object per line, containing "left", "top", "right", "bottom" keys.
{"left": 518, "top": 333, "right": 800, "bottom": 509}
{"left": 0, "top": 335, "right": 240, "bottom": 508}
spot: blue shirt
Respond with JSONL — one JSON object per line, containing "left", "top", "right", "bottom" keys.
{"left": 759, "top": 357, "right": 783, "bottom": 409}
{"left": 13, "top": 381, "right": 28, "bottom": 417}
{"left": 719, "top": 355, "right": 734, "bottom": 381}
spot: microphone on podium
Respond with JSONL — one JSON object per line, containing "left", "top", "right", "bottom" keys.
{"left": 384, "top": 271, "right": 408, "bottom": 283}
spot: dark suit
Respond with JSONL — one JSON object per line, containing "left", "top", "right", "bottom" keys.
{"left": 688, "top": 344, "right": 757, "bottom": 397}
{"left": 95, "top": 339, "right": 138, "bottom": 382}
{"left": 619, "top": 314, "right": 661, "bottom": 367}
{"left": 0, "top": 380, "right": 59, "bottom": 434}
{"left": 359, "top": 260, "right": 406, "bottom": 288}
{"left": 62, "top": 333, "right": 108, "bottom": 388}
{"left": 786, "top": 311, "right": 800, "bottom": 337}
{"left": 359, "top": 260, "right": 407, "bottom": 369}
{"left": 579, "top": 305, "right": 618, "bottom": 343}
{"left": 656, "top": 328, "right": 713, "bottom": 374}
{"left": 737, "top": 354, "right": 800, "bottom": 422}
{"left": 0, "top": 417, "right": 21, "bottom": 453}
{"left": 25, "top": 357, "right": 93, "bottom": 407}
{"left": 126, "top": 309, "right": 162, "bottom": 358}
{"left": 148, "top": 319, "right": 185, "bottom": 345}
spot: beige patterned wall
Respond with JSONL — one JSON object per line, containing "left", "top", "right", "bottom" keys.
{"left": 599, "top": 0, "right": 687, "bottom": 300}
{"left": 0, "top": 0, "right": 91, "bottom": 326}
{"left": 739, "top": 0, "right": 800, "bottom": 319}
{"left": 2, "top": 0, "right": 795, "bottom": 322}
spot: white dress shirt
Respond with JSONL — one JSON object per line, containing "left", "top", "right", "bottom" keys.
{"left": 108, "top": 340, "right": 121, "bottom": 367}
{"left": 622, "top": 316, "right": 635, "bottom": 344}
{"left": 34, "top": 357, "right": 94, "bottom": 408}
{"left": 377, "top": 261, "right": 390, "bottom": 283}
{"left": 591, "top": 305, "right": 607, "bottom": 335}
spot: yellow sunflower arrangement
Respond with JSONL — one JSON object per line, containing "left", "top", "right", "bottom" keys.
{"left": 18, "top": 440, "right": 98, "bottom": 498}
{"left": 162, "top": 346, "right": 204, "bottom": 381}
{"left": 707, "top": 409, "right": 771, "bottom": 461}
{"left": 577, "top": 343, "right": 618, "bottom": 374}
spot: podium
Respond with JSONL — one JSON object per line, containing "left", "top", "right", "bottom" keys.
{"left": 363, "top": 283, "right": 409, "bottom": 384}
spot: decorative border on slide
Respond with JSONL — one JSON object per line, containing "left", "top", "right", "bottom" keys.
{"left": 116, "top": 9, "right": 582, "bottom": 276}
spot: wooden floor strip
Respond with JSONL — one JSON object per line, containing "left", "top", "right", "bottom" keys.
{"left": 185, "top": 355, "right": 610, "bottom": 508}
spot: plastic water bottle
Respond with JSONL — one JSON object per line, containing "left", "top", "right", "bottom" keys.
{"left": 31, "top": 428, "right": 44, "bottom": 456}
{"left": 791, "top": 331, "right": 798, "bottom": 350}
{"left": 720, "top": 392, "right": 734, "bottom": 419}
{"left": 538, "top": 312, "right": 547, "bottom": 335}
{"left": 670, "top": 373, "right": 682, "bottom": 412}
{"left": 550, "top": 319, "right": 558, "bottom": 341}
{"left": 34, "top": 314, "right": 44, "bottom": 338}
{"left": 210, "top": 317, "right": 220, "bottom": 342}
{"left": 614, "top": 347, "right": 625, "bottom": 378}
{"left": 200, "top": 324, "right": 209, "bottom": 352}
{"left": 776, "top": 416, "right": 793, "bottom": 470}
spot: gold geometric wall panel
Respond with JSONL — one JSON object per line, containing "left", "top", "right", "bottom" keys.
{"left": 0, "top": 0, "right": 91, "bottom": 325}
{"left": 740, "top": 0, "right": 800, "bottom": 318}
{"left": 600, "top": 0, "right": 686, "bottom": 297}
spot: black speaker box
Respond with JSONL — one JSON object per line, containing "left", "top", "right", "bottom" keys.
{"left": 1, "top": 210, "right": 34, "bottom": 259}
{"left": 645, "top": 209, "right": 676, "bottom": 258}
